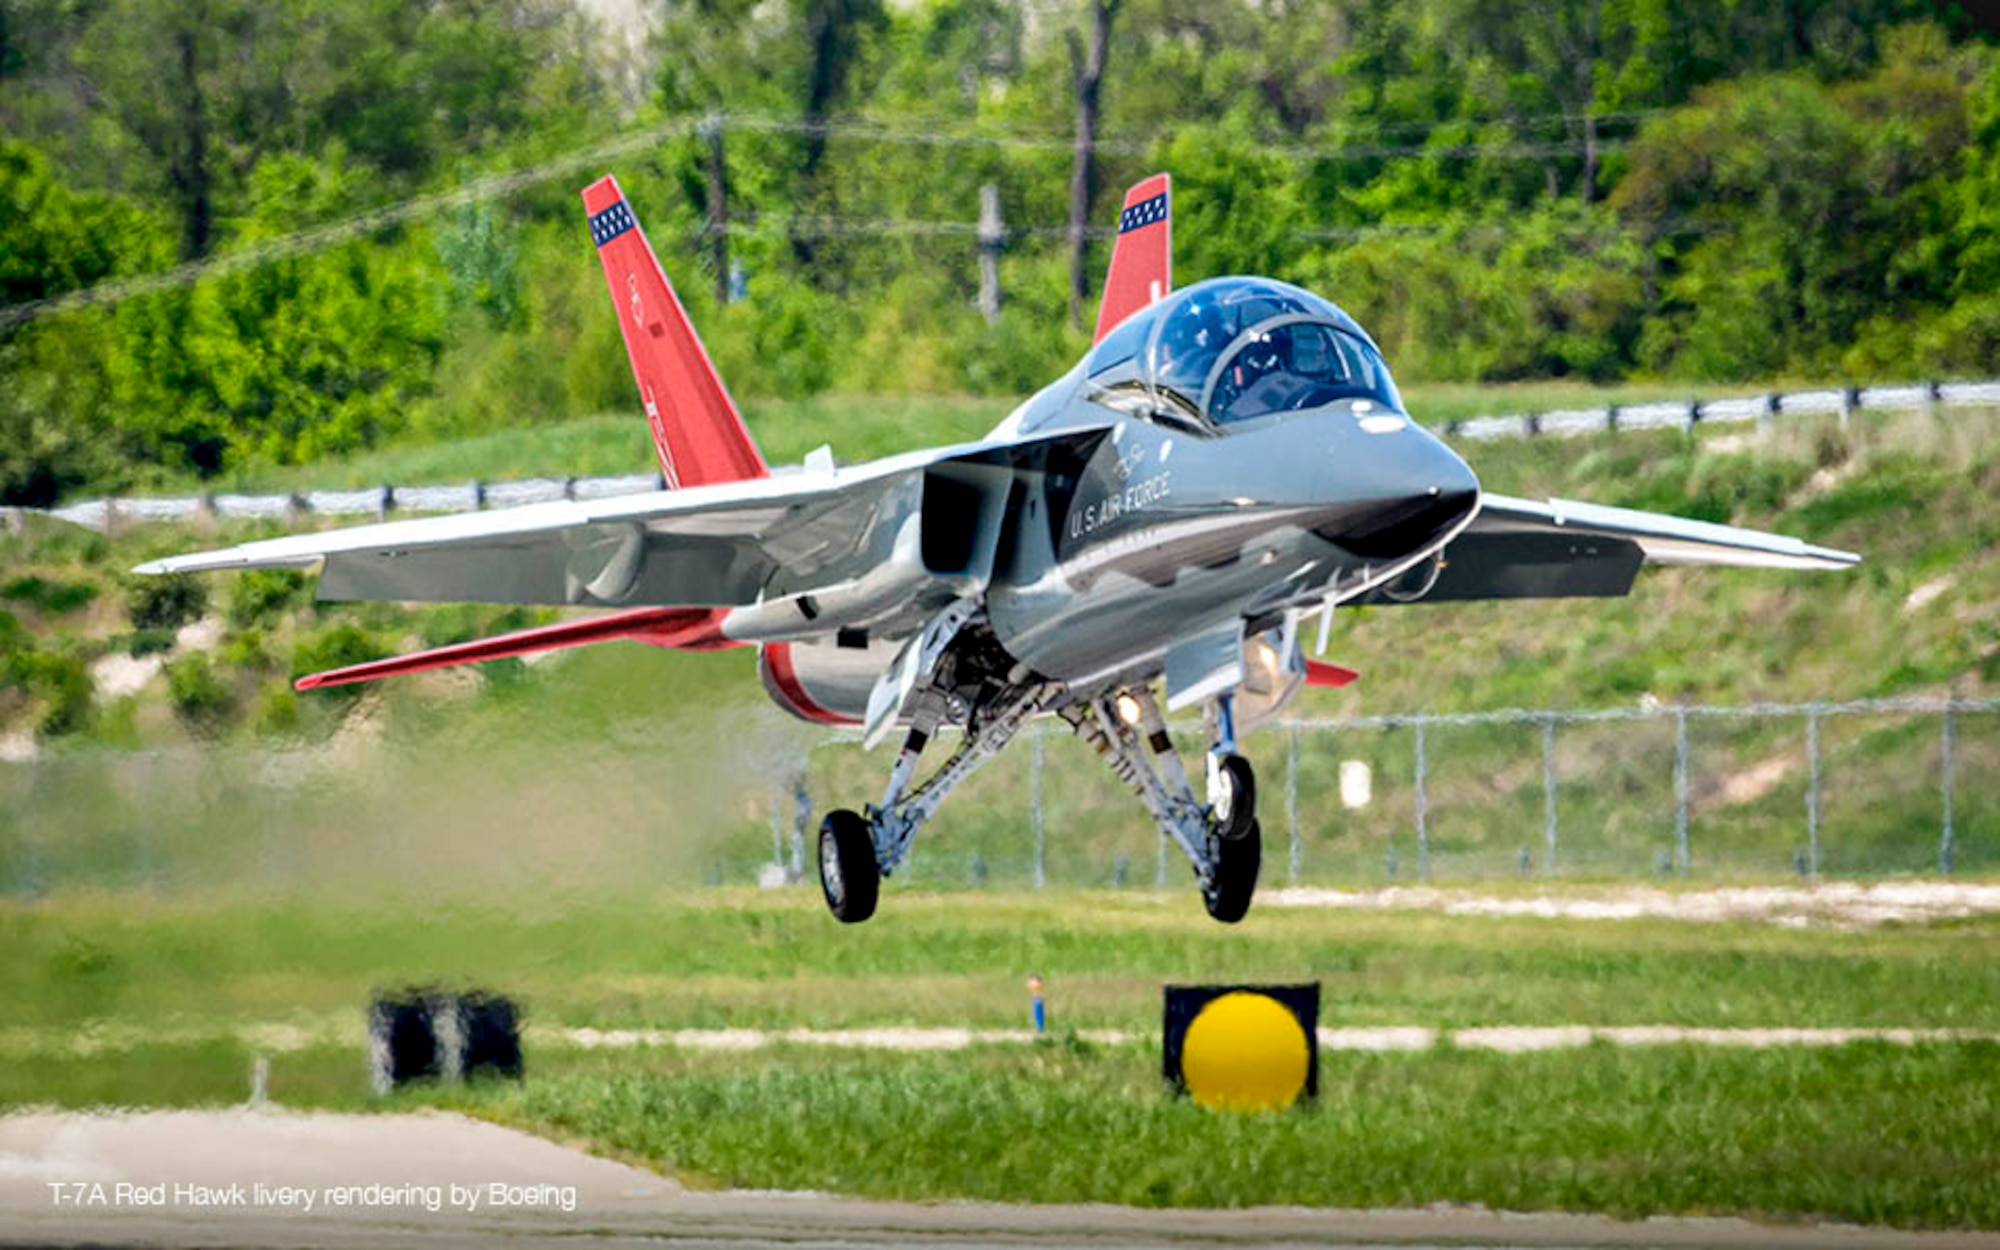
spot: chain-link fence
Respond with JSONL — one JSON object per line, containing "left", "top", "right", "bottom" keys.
{"left": 782, "top": 696, "right": 1998, "bottom": 889}
{"left": 3, "top": 695, "right": 1992, "bottom": 896}
{"left": 20, "top": 379, "right": 2000, "bottom": 533}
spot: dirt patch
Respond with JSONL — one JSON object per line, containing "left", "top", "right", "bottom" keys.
{"left": 1712, "top": 751, "right": 1796, "bottom": 807}
{"left": 1903, "top": 575, "right": 1956, "bottom": 616}
{"left": 88, "top": 651, "right": 162, "bottom": 700}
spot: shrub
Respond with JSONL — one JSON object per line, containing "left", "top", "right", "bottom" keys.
{"left": 9, "top": 649, "right": 92, "bottom": 738}
{"left": 0, "top": 610, "right": 26, "bottom": 658}
{"left": 251, "top": 681, "right": 301, "bottom": 734}
{"left": 225, "top": 569, "right": 308, "bottom": 629}
{"left": 164, "top": 653, "right": 233, "bottom": 729}
{"left": 221, "top": 628, "right": 273, "bottom": 670}
{"left": 2, "top": 575, "right": 98, "bottom": 615}
{"left": 127, "top": 628, "right": 176, "bottom": 658}
{"left": 124, "top": 574, "right": 208, "bottom": 631}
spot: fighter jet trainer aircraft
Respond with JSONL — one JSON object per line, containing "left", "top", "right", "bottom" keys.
{"left": 142, "top": 173, "right": 1859, "bottom": 924}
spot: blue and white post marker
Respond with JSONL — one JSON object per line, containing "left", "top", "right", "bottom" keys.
{"left": 1027, "top": 973, "right": 1046, "bottom": 1033}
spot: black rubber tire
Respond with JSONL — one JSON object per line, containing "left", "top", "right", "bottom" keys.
{"left": 818, "top": 809, "right": 880, "bottom": 924}
{"left": 1203, "top": 818, "right": 1261, "bottom": 924}
{"left": 1213, "top": 753, "right": 1257, "bottom": 841}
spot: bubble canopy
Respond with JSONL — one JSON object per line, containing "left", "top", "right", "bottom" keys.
{"left": 1084, "top": 277, "right": 1401, "bottom": 428}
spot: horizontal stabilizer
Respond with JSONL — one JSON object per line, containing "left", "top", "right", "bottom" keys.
{"left": 295, "top": 605, "right": 734, "bottom": 690}
{"left": 1304, "top": 660, "right": 1359, "bottom": 688}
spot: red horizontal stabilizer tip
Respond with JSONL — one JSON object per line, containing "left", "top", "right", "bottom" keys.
{"left": 1092, "top": 172, "right": 1172, "bottom": 345}
{"left": 1304, "top": 660, "right": 1360, "bottom": 689}
{"left": 582, "top": 174, "right": 768, "bottom": 490}
{"left": 295, "top": 606, "right": 736, "bottom": 691}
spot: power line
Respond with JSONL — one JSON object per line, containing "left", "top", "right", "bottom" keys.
{"left": 725, "top": 111, "right": 1629, "bottom": 163}
{"left": 723, "top": 217, "right": 1113, "bottom": 241}
{"left": 729, "top": 104, "right": 1668, "bottom": 148}
{"left": 0, "top": 109, "right": 1638, "bottom": 329}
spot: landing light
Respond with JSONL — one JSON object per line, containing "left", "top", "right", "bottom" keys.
{"left": 1116, "top": 693, "right": 1144, "bottom": 725}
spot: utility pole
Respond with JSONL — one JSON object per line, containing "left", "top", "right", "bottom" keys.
{"left": 1065, "top": 0, "right": 1119, "bottom": 331}
{"left": 170, "top": 24, "right": 213, "bottom": 262}
{"left": 977, "top": 183, "right": 1002, "bottom": 325}
{"left": 702, "top": 113, "right": 730, "bottom": 307}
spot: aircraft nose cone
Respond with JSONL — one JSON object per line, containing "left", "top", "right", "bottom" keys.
{"left": 1316, "top": 424, "right": 1480, "bottom": 560}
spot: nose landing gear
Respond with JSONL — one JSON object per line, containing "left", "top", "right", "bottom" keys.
{"left": 1207, "top": 752, "right": 1257, "bottom": 842}
{"left": 1201, "top": 692, "right": 1261, "bottom": 921}
{"left": 1064, "top": 686, "right": 1264, "bottom": 923}
{"left": 1203, "top": 818, "right": 1262, "bottom": 923}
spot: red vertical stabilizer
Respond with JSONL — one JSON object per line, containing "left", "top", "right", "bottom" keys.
{"left": 1092, "top": 173, "right": 1172, "bottom": 345}
{"left": 581, "top": 175, "right": 769, "bottom": 489}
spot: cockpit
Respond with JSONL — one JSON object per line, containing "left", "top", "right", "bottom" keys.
{"left": 1083, "top": 277, "right": 1401, "bottom": 430}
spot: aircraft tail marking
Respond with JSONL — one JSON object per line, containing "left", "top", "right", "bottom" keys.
{"left": 1092, "top": 173, "right": 1171, "bottom": 345}
{"left": 582, "top": 175, "right": 769, "bottom": 489}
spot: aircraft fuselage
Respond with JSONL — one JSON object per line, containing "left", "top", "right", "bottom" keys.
{"left": 987, "top": 385, "right": 1478, "bottom": 688}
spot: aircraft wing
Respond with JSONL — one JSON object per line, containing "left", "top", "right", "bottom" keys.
{"left": 1354, "top": 493, "right": 1860, "bottom": 605}
{"left": 136, "top": 427, "right": 1110, "bottom": 619}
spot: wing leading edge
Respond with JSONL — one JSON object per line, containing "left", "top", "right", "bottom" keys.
{"left": 135, "top": 442, "right": 965, "bottom": 606}
{"left": 1352, "top": 494, "right": 1859, "bottom": 605}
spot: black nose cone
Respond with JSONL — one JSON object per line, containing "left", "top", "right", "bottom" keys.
{"left": 1312, "top": 424, "right": 1488, "bottom": 556}
{"left": 1333, "top": 486, "right": 1479, "bottom": 559}
{"left": 1316, "top": 433, "right": 1479, "bottom": 560}
{"left": 1312, "top": 432, "right": 1488, "bottom": 560}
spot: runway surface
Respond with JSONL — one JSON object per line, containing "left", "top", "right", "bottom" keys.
{"left": 1, "top": 1109, "right": 1994, "bottom": 1250}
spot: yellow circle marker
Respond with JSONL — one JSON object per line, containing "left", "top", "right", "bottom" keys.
{"left": 1180, "top": 992, "right": 1310, "bottom": 1112}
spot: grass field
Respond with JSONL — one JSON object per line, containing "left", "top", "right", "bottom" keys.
{"left": 3, "top": 891, "right": 1998, "bottom": 1227}
{"left": 475, "top": 1042, "right": 2000, "bottom": 1227}
{"left": 8, "top": 891, "right": 2000, "bottom": 1037}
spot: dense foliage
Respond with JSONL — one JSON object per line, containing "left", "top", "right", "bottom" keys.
{"left": 2, "top": 0, "right": 1997, "bottom": 501}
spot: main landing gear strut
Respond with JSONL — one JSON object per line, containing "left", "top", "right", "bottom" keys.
{"left": 818, "top": 677, "right": 1056, "bottom": 924}
{"left": 813, "top": 619, "right": 1258, "bottom": 924}
{"left": 1063, "top": 687, "right": 1260, "bottom": 923}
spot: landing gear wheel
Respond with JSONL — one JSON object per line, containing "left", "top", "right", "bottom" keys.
{"left": 818, "top": 809, "right": 880, "bottom": 924}
{"left": 1202, "top": 818, "right": 1261, "bottom": 924}
{"left": 1210, "top": 753, "right": 1257, "bottom": 841}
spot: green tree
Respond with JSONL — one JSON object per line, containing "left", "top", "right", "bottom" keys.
{"left": 164, "top": 651, "right": 233, "bottom": 728}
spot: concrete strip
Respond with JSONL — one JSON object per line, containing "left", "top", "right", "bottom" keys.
{"left": 1263, "top": 882, "right": 2000, "bottom": 928}
{"left": 2, "top": 1110, "right": 1996, "bottom": 1250}
{"left": 1454, "top": 1026, "right": 1597, "bottom": 1053}
{"left": 1316, "top": 1026, "right": 1436, "bottom": 1051}
{"left": 553, "top": 1025, "right": 1141, "bottom": 1051}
